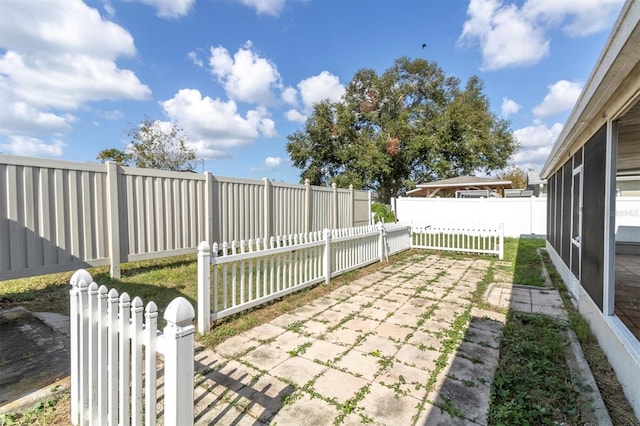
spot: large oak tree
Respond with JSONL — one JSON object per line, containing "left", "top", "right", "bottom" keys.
{"left": 286, "top": 57, "right": 519, "bottom": 203}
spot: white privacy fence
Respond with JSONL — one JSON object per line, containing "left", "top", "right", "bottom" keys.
{"left": 393, "top": 196, "right": 546, "bottom": 237}
{"left": 69, "top": 270, "right": 195, "bottom": 426}
{"left": 0, "top": 155, "right": 370, "bottom": 280}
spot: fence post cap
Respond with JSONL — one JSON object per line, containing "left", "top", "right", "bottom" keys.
{"left": 323, "top": 228, "right": 331, "bottom": 238}
{"left": 198, "top": 241, "right": 210, "bottom": 251}
{"left": 164, "top": 297, "right": 195, "bottom": 327}
{"left": 70, "top": 269, "right": 93, "bottom": 288}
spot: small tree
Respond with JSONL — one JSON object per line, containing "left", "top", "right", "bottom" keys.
{"left": 498, "top": 165, "right": 528, "bottom": 189}
{"left": 97, "top": 120, "right": 196, "bottom": 172}
{"left": 96, "top": 148, "right": 132, "bottom": 165}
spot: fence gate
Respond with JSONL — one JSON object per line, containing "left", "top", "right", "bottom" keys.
{"left": 69, "top": 269, "right": 195, "bottom": 426}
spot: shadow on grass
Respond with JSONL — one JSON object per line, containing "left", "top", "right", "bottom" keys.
{"left": 0, "top": 255, "right": 199, "bottom": 320}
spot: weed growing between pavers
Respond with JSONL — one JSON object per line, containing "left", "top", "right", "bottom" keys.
{"left": 488, "top": 311, "right": 584, "bottom": 425}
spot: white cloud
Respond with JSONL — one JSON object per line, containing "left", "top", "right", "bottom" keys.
{"left": 458, "top": 0, "right": 548, "bottom": 70}
{"left": 265, "top": 156, "right": 282, "bottom": 169}
{"left": 0, "top": 0, "right": 136, "bottom": 58}
{"left": 297, "top": 71, "right": 345, "bottom": 110}
{"left": 123, "top": 0, "right": 195, "bottom": 18}
{"left": 512, "top": 121, "right": 563, "bottom": 170}
{"left": 524, "top": 0, "right": 624, "bottom": 37}
{"left": 209, "top": 41, "right": 283, "bottom": 105}
{"left": 237, "top": 0, "right": 286, "bottom": 17}
{"left": 161, "top": 88, "right": 277, "bottom": 158}
{"left": 187, "top": 51, "right": 203, "bottom": 67}
{"left": 501, "top": 97, "right": 521, "bottom": 117}
{"left": 458, "top": 0, "right": 624, "bottom": 70}
{"left": 0, "top": 52, "right": 150, "bottom": 110}
{"left": 0, "top": 135, "right": 66, "bottom": 158}
{"left": 533, "top": 80, "right": 582, "bottom": 117}
{"left": 282, "top": 86, "right": 298, "bottom": 105}
{"left": 285, "top": 109, "right": 307, "bottom": 123}
{"left": 0, "top": 0, "right": 150, "bottom": 157}
{"left": 0, "top": 91, "right": 74, "bottom": 137}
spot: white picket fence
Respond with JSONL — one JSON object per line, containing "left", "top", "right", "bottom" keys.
{"left": 196, "top": 222, "right": 497, "bottom": 333}
{"left": 412, "top": 223, "right": 504, "bottom": 259}
{"left": 69, "top": 270, "right": 195, "bottom": 426}
{"left": 197, "top": 223, "right": 412, "bottom": 333}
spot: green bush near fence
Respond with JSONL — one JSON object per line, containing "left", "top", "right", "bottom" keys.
{"left": 371, "top": 203, "right": 396, "bottom": 223}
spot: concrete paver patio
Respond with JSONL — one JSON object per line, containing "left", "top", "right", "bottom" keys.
{"left": 192, "top": 253, "right": 508, "bottom": 425}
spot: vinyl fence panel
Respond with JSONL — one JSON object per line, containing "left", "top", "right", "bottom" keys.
{"left": 1, "top": 155, "right": 369, "bottom": 280}
{"left": 393, "top": 196, "right": 547, "bottom": 237}
{"left": 0, "top": 157, "right": 110, "bottom": 279}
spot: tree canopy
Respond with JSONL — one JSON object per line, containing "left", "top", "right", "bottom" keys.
{"left": 97, "top": 119, "right": 196, "bottom": 172}
{"left": 498, "top": 165, "right": 528, "bottom": 189}
{"left": 286, "top": 57, "right": 519, "bottom": 203}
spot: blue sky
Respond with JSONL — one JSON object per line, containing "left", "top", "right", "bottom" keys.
{"left": 0, "top": 0, "right": 625, "bottom": 183}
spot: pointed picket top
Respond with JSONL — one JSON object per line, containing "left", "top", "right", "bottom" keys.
{"left": 132, "top": 296, "right": 144, "bottom": 312}
{"left": 145, "top": 301, "right": 158, "bottom": 318}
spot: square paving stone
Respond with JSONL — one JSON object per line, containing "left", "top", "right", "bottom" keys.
{"left": 269, "top": 356, "right": 327, "bottom": 386}
{"left": 237, "top": 374, "right": 296, "bottom": 423}
{"left": 243, "top": 345, "right": 291, "bottom": 371}
{"left": 354, "top": 333, "right": 400, "bottom": 358}
{"left": 270, "top": 392, "right": 339, "bottom": 425}
{"left": 272, "top": 331, "right": 310, "bottom": 352}
{"left": 358, "top": 382, "right": 419, "bottom": 425}
{"left": 313, "top": 368, "right": 370, "bottom": 403}
{"left": 242, "top": 323, "right": 286, "bottom": 342}
{"left": 360, "top": 306, "right": 391, "bottom": 321}
{"left": 268, "top": 313, "right": 306, "bottom": 330}
{"left": 323, "top": 327, "right": 364, "bottom": 347}
{"left": 198, "top": 359, "right": 260, "bottom": 396}
{"left": 302, "top": 340, "right": 347, "bottom": 363}
{"left": 394, "top": 344, "right": 439, "bottom": 371}
{"left": 374, "top": 361, "right": 431, "bottom": 397}
{"left": 304, "top": 319, "right": 330, "bottom": 337}
{"left": 375, "top": 322, "right": 412, "bottom": 342}
{"left": 334, "top": 349, "right": 382, "bottom": 381}
{"left": 343, "top": 317, "right": 380, "bottom": 333}
{"left": 446, "top": 353, "right": 496, "bottom": 386}
{"left": 387, "top": 312, "right": 421, "bottom": 328}
{"left": 432, "top": 378, "right": 489, "bottom": 425}
{"left": 314, "top": 309, "right": 345, "bottom": 326}
{"left": 408, "top": 330, "right": 443, "bottom": 352}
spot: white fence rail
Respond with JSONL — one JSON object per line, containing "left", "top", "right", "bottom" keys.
{"left": 69, "top": 270, "right": 195, "bottom": 426}
{"left": 412, "top": 224, "right": 504, "bottom": 259}
{"left": 0, "top": 155, "right": 370, "bottom": 280}
{"left": 197, "top": 224, "right": 409, "bottom": 333}
{"left": 393, "top": 196, "right": 546, "bottom": 237}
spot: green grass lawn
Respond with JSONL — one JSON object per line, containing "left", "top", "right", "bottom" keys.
{"left": 499, "top": 237, "right": 546, "bottom": 286}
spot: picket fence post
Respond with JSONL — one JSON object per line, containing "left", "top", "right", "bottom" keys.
{"left": 105, "top": 162, "right": 121, "bottom": 279}
{"left": 323, "top": 228, "right": 331, "bottom": 283}
{"left": 162, "top": 297, "right": 195, "bottom": 426}
{"left": 304, "top": 179, "right": 311, "bottom": 234}
{"left": 499, "top": 223, "right": 505, "bottom": 260}
{"left": 197, "top": 241, "right": 211, "bottom": 334}
{"left": 70, "top": 269, "right": 93, "bottom": 426}
{"left": 332, "top": 183, "right": 338, "bottom": 229}
{"left": 377, "top": 222, "right": 386, "bottom": 262}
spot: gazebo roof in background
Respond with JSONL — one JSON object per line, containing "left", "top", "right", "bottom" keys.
{"left": 407, "top": 175, "right": 512, "bottom": 197}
